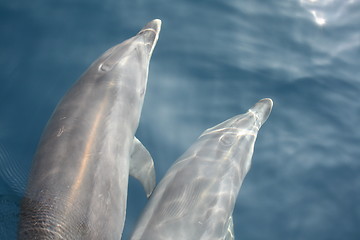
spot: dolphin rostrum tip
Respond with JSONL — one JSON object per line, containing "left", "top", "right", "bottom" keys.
{"left": 147, "top": 19, "right": 162, "bottom": 32}
{"left": 138, "top": 19, "right": 162, "bottom": 35}
{"left": 137, "top": 19, "right": 162, "bottom": 56}
{"left": 249, "top": 98, "right": 273, "bottom": 126}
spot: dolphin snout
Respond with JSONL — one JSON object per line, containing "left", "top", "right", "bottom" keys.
{"left": 137, "top": 19, "right": 162, "bottom": 55}
{"left": 249, "top": 98, "right": 273, "bottom": 126}
{"left": 140, "top": 19, "right": 162, "bottom": 34}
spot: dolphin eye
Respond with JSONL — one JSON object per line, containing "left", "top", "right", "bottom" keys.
{"left": 220, "top": 133, "right": 237, "bottom": 146}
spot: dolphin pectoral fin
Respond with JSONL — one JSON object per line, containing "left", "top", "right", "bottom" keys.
{"left": 129, "top": 137, "right": 156, "bottom": 198}
{"left": 224, "top": 215, "right": 235, "bottom": 240}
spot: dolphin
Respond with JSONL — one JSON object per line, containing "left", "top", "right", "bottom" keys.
{"left": 130, "top": 98, "right": 273, "bottom": 240}
{"left": 18, "top": 19, "right": 161, "bottom": 240}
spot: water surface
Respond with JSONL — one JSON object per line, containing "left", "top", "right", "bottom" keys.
{"left": 0, "top": 0, "right": 359, "bottom": 239}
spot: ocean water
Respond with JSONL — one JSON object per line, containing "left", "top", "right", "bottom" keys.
{"left": 0, "top": 0, "right": 359, "bottom": 239}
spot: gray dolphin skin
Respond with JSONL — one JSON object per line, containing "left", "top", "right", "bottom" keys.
{"left": 130, "top": 98, "right": 273, "bottom": 240}
{"left": 18, "top": 19, "right": 161, "bottom": 240}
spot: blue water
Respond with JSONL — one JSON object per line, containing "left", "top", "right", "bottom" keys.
{"left": 1, "top": 0, "right": 359, "bottom": 239}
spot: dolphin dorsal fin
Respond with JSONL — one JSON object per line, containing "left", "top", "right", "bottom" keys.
{"left": 129, "top": 137, "right": 156, "bottom": 198}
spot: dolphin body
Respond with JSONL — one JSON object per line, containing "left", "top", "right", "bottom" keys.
{"left": 18, "top": 19, "right": 161, "bottom": 240}
{"left": 130, "top": 98, "right": 273, "bottom": 240}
